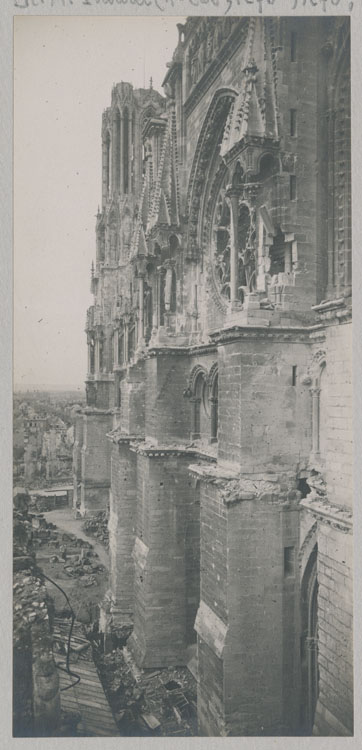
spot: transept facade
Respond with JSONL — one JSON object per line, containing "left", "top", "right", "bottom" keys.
{"left": 73, "top": 16, "right": 352, "bottom": 736}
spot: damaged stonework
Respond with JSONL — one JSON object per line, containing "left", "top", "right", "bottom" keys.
{"left": 13, "top": 490, "right": 60, "bottom": 737}
{"left": 300, "top": 470, "right": 352, "bottom": 533}
{"left": 189, "top": 462, "right": 302, "bottom": 507}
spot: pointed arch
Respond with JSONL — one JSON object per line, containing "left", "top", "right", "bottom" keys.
{"left": 300, "top": 544, "right": 319, "bottom": 734}
{"left": 186, "top": 88, "right": 238, "bottom": 260}
{"left": 188, "top": 364, "right": 208, "bottom": 394}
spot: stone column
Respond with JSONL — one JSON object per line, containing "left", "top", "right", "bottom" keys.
{"left": 152, "top": 275, "right": 158, "bottom": 331}
{"left": 114, "top": 372, "right": 120, "bottom": 408}
{"left": 156, "top": 271, "right": 162, "bottom": 327}
{"left": 164, "top": 265, "right": 173, "bottom": 313}
{"left": 191, "top": 283, "right": 198, "bottom": 333}
{"left": 111, "top": 114, "right": 117, "bottom": 193}
{"left": 138, "top": 276, "right": 145, "bottom": 342}
{"left": 227, "top": 188, "right": 240, "bottom": 306}
{"left": 95, "top": 336, "right": 100, "bottom": 374}
{"left": 124, "top": 322, "right": 129, "bottom": 363}
{"left": 102, "top": 136, "right": 108, "bottom": 206}
{"left": 311, "top": 386, "right": 320, "bottom": 454}
{"left": 120, "top": 113, "right": 124, "bottom": 194}
{"left": 210, "top": 396, "right": 218, "bottom": 442}
{"left": 128, "top": 109, "right": 132, "bottom": 194}
{"left": 113, "top": 329, "right": 119, "bottom": 369}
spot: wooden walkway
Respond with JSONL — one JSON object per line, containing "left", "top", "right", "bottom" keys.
{"left": 54, "top": 618, "right": 119, "bottom": 737}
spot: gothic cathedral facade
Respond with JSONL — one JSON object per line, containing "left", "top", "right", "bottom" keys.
{"left": 73, "top": 17, "right": 352, "bottom": 736}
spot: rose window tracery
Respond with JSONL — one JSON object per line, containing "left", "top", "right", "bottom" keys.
{"left": 212, "top": 177, "right": 257, "bottom": 303}
{"left": 237, "top": 203, "right": 256, "bottom": 294}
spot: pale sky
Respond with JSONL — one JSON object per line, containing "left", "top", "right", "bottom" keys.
{"left": 14, "top": 15, "right": 184, "bottom": 389}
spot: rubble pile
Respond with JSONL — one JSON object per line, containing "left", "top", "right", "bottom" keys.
{"left": 82, "top": 511, "right": 109, "bottom": 549}
{"left": 13, "top": 489, "right": 61, "bottom": 737}
{"left": 31, "top": 516, "right": 106, "bottom": 592}
{"left": 93, "top": 647, "right": 197, "bottom": 737}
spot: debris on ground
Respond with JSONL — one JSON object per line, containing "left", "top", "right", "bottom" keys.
{"left": 93, "top": 645, "right": 197, "bottom": 736}
{"left": 82, "top": 512, "right": 109, "bottom": 549}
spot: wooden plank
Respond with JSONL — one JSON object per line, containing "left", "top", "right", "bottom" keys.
{"left": 60, "top": 697, "right": 115, "bottom": 721}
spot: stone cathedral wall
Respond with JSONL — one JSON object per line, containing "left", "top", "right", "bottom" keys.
{"left": 74, "top": 15, "right": 353, "bottom": 738}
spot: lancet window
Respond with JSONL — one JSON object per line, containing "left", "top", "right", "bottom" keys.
{"left": 189, "top": 364, "right": 218, "bottom": 443}
{"left": 213, "top": 175, "right": 256, "bottom": 304}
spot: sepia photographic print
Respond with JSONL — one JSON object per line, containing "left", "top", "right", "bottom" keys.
{"left": 12, "top": 10, "right": 354, "bottom": 740}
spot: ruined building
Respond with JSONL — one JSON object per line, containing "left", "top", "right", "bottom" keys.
{"left": 73, "top": 17, "right": 352, "bottom": 736}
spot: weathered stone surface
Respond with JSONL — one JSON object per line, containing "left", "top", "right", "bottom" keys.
{"left": 74, "top": 15, "right": 352, "bottom": 738}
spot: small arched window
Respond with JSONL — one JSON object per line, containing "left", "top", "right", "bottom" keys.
{"left": 189, "top": 367, "right": 214, "bottom": 442}
{"left": 193, "top": 373, "right": 204, "bottom": 438}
